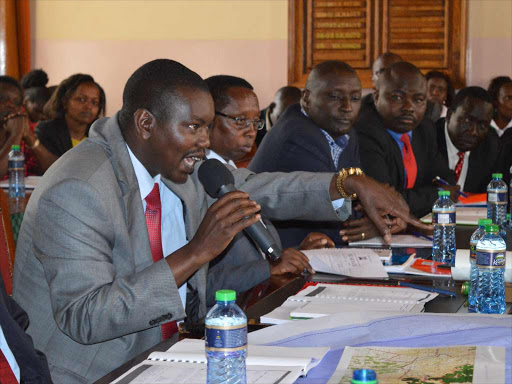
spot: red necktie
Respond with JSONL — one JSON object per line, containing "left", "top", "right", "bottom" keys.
{"left": 454, "top": 151, "right": 465, "bottom": 182}
{"left": 145, "top": 183, "right": 178, "bottom": 339}
{"left": 0, "top": 350, "right": 18, "bottom": 384}
{"left": 400, "top": 134, "right": 417, "bottom": 189}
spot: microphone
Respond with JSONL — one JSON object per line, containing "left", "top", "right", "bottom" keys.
{"left": 198, "top": 159, "right": 282, "bottom": 261}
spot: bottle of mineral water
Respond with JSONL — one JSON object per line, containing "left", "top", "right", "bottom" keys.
{"left": 487, "top": 173, "right": 507, "bottom": 226}
{"left": 476, "top": 224, "right": 506, "bottom": 314}
{"left": 432, "top": 190, "right": 456, "bottom": 265}
{"left": 352, "top": 369, "right": 378, "bottom": 384}
{"left": 468, "top": 218, "right": 492, "bottom": 312}
{"left": 206, "top": 290, "right": 247, "bottom": 384}
{"left": 8, "top": 145, "right": 26, "bottom": 215}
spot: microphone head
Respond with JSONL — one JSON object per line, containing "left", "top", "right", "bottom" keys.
{"left": 198, "top": 158, "right": 235, "bottom": 198}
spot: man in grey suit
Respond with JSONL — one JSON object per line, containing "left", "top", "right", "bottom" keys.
{"left": 13, "top": 59, "right": 422, "bottom": 383}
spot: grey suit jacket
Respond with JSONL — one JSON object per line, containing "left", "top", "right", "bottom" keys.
{"left": 13, "top": 112, "right": 342, "bottom": 383}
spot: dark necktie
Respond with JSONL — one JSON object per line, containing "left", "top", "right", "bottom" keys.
{"left": 400, "top": 134, "right": 417, "bottom": 189}
{"left": 145, "top": 183, "right": 178, "bottom": 339}
{"left": 0, "top": 349, "right": 18, "bottom": 384}
{"left": 454, "top": 151, "right": 465, "bottom": 183}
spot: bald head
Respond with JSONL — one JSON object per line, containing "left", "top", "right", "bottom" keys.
{"left": 371, "top": 52, "right": 402, "bottom": 88}
{"left": 374, "top": 61, "right": 427, "bottom": 133}
{"left": 377, "top": 61, "right": 426, "bottom": 91}
{"left": 305, "top": 60, "right": 357, "bottom": 91}
{"left": 301, "top": 60, "right": 362, "bottom": 138}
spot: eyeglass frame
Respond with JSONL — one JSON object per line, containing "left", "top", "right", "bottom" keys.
{"left": 215, "top": 111, "right": 265, "bottom": 131}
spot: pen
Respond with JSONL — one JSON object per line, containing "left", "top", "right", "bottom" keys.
{"left": 411, "top": 231, "right": 433, "bottom": 242}
{"left": 398, "top": 281, "right": 456, "bottom": 297}
{"left": 435, "top": 176, "right": 469, "bottom": 198}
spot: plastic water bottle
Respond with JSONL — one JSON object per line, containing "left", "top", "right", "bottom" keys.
{"left": 8, "top": 145, "right": 25, "bottom": 198}
{"left": 206, "top": 290, "right": 247, "bottom": 384}
{"left": 432, "top": 190, "right": 456, "bottom": 265}
{"left": 487, "top": 173, "right": 507, "bottom": 226}
{"left": 476, "top": 224, "right": 506, "bottom": 314}
{"left": 507, "top": 213, "right": 512, "bottom": 251}
{"left": 352, "top": 369, "right": 378, "bottom": 383}
{"left": 468, "top": 218, "right": 492, "bottom": 312}
{"left": 8, "top": 145, "right": 25, "bottom": 215}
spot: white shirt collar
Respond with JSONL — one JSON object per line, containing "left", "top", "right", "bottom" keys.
{"left": 444, "top": 122, "right": 470, "bottom": 189}
{"left": 490, "top": 119, "right": 512, "bottom": 137}
{"left": 126, "top": 144, "right": 161, "bottom": 201}
{"left": 205, "top": 149, "right": 237, "bottom": 168}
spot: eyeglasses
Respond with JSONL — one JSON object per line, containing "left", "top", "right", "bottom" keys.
{"left": 215, "top": 111, "right": 265, "bottom": 131}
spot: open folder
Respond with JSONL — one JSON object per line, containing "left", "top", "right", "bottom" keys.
{"left": 110, "top": 339, "right": 330, "bottom": 384}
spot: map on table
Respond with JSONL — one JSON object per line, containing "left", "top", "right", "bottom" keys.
{"left": 328, "top": 345, "right": 505, "bottom": 384}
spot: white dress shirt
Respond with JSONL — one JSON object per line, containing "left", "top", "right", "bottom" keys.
{"left": 444, "top": 123, "right": 470, "bottom": 190}
{"left": 205, "top": 149, "right": 237, "bottom": 168}
{"left": 0, "top": 325, "right": 20, "bottom": 383}
{"left": 127, "top": 145, "right": 188, "bottom": 309}
{"left": 490, "top": 119, "right": 512, "bottom": 137}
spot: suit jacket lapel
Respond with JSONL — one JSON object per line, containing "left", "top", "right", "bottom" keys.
{"left": 92, "top": 113, "right": 154, "bottom": 270}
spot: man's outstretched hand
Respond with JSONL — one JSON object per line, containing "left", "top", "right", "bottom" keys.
{"left": 332, "top": 175, "right": 432, "bottom": 243}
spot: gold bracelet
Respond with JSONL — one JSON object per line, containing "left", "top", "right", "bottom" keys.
{"left": 336, "top": 167, "right": 364, "bottom": 199}
{"left": 30, "top": 138, "right": 41, "bottom": 150}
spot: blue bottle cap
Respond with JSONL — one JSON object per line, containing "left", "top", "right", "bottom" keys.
{"left": 352, "top": 369, "right": 378, "bottom": 383}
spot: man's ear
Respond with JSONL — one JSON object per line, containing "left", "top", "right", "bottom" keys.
{"left": 301, "top": 89, "right": 310, "bottom": 108}
{"left": 374, "top": 90, "right": 380, "bottom": 103}
{"left": 446, "top": 108, "right": 452, "bottom": 125}
{"left": 133, "top": 109, "right": 155, "bottom": 140}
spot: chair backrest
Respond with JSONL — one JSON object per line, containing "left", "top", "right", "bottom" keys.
{"left": 0, "top": 190, "right": 16, "bottom": 295}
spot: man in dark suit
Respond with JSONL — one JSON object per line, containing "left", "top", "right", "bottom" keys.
{"left": 250, "top": 60, "right": 407, "bottom": 246}
{"left": 435, "top": 86, "right": 498, "bottom": 193}
{"left": 0, "top": 273, "right": 52, "bottom": 383}
{"left": 355, "top": 61, "right": 457, "bottom": 219}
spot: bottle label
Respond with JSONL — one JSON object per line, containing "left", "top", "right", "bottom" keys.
{"left": 432, "top": 210, "right": 456, "bottom": 226}
{"left": 7, "top": 160, "right": 25, "bottom": 171}
{"left": 476, "top": 250, "right": 506, "bottom": 268}
{"left": 487, "top": 191, "right": 507, "bottom": 204}
{"left": 205, "top": 323, "right": 247, "bottom": 352}
{"left": 470, "top": 243, "right": 476, "bottom": 261}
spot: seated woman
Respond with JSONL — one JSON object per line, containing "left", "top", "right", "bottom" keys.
{"left": 21, "top": 69, "right": 52, "bottom": 130}
{"left": 425, "top": 70, "right": 455, "bottom": 121}
{"left": 35, "top": 74, "right": 105, "bottom": 169}
{"left": 0, "top": 76, "right": 58, "bottom": 177}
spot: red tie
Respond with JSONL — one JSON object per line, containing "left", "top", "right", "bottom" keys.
{"left": 454, "top": 151, "right": 465, "bottom": 182}
{"left": 400, "top": 134, "right": 417, "bottom": 189}
{"left": 0, "top": 350, "right": 18, "bottom": 384}
{"left": 145, "top": 183, "right": 178, "bottom": 339}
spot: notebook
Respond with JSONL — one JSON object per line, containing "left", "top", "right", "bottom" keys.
{"left": 385, "top": 254, "right": 452, "bottom": 277}
{"left": 110, "top": 339, "right": 330, "bottom": 384}
{"left": 261, "top": 283, "right": 438, "bottom": 324}
{"left": 421, "top": 207, "right": 486, "bottom": 225}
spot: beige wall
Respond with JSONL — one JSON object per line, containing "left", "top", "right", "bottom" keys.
{"left": 32, "top": 0, "right": 512, "bottom": 115}
{"left": 466, "top": 0, "right": 512, "bottom": 89}
{"left": 31, "top": 0, "right": 288, "bottom": 115}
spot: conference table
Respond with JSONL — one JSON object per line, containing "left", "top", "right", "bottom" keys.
{"left": 94, "top": 226, "right": 487, "bottom": 384}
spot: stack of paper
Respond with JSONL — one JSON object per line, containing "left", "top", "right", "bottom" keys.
{"left": 302, "top": 248, "right": 389, "bottom": 278}
{"left": 261, "top": 283, "right": 438, "bottom": 324}
{"left": 349, "top": 234, "right": 432, "bottom": 248}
